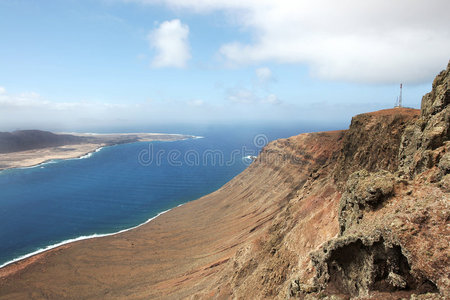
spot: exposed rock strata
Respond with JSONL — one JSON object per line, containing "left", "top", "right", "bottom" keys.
{"left": 293, "top": 61, "right": 450, "bottom": 299}
{"left": 399, "top": 62, "right": 450, "bottom": 178}
{"left": 334, "top": 108, "right": 419, "bottom": 184}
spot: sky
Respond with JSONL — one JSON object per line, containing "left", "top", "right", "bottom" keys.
{"left": 0, "top": 0, "right": 449, "bottom": 132}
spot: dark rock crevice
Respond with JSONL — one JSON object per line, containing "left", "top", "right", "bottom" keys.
{"left": 308, "top": 234, "right": 438, "bottom": 297}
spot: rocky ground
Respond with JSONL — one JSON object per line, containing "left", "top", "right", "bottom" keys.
{"left": 0, "top": 62, "right": 448, "bottom": 299}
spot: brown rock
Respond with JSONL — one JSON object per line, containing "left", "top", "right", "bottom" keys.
{"left": 438, "top": 152, "right": 450, "bottom": 173}
{"left": 399, "top": 60, "right": 450, "bottom": 177}
{"left": 339, "top": 170, "right": 395, "bottom": 234}
{"left": 309, "top": 232, "right": 438, "bottom": 297}
{"left": 334, "top": 108, "right": 419, "bottom": 184}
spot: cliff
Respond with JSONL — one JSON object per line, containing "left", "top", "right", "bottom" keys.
{"left": 0, "top": 62, "right": 448, "bottom": 300}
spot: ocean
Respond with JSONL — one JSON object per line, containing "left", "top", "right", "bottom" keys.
{"left": 0, "top": 124, "right": 336, "bottom": 268}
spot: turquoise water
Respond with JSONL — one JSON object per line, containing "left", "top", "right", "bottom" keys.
{"left": 0, "top": 125, "right": 332, "bottom": 267}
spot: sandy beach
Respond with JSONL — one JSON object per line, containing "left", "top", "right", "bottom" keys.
{"left": 0, "top": 143, "right": 105, "bottom": 170}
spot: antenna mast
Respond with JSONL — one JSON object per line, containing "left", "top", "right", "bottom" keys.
{"left": 398, "top": 83, "right": 403, "bottom": 107}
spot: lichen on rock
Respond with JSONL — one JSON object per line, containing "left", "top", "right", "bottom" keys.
{"left": 307, "top": 232, "right": 438, "bottom": 298}
{"left": 438, "top": 152, "right": 450, "bottom": 174}
{"left": 338, "top": 170, "right": 395, "bottom": 234}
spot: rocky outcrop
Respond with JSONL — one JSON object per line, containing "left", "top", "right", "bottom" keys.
{"left": 211, "top": 101, "right": 439, "bottom": 299}
{"left": 399, "top": 61, "right": 450, "bottom": 178}
{"left": 309, "top": 231, "right": 437, "bottom": 297}
{"left": 293, "top": 61, "right": 450, "bottom": 299}
{"left": 334, "top": 108, "right": 419, "bottom": 184}
{"left": 338, "top": 170, "right": 395, "bottom": 234}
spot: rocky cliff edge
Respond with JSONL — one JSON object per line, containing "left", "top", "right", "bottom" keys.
{"left": 199, "top": 62, "right": 449, "bottom": 299}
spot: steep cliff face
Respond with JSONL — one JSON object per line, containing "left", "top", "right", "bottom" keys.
{"left": 399, "top": 62, "right": 450, "bottom": 179}
{"left": 198, "top": 131, "right": 346, "bottom": 299}
{"left": 334, "top": 108, "right": 419, "bottom": 184}
{"left": 195, "top": 63, "right": 449, "bottom": 299}
{"left": 293, "top": 63, "right": 449, "bottom": 299}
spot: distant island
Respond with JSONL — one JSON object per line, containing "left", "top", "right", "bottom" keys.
{"left": 0, "top": 130, "right": 192, "bottom": 170}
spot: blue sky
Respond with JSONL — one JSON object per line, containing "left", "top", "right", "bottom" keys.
{"left": 0, "top": 0, "right": 449, "bottom": 131}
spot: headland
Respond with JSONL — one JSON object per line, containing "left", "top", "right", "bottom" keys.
{"left": 0, "top": 132, "right": 192, "bottom": 171}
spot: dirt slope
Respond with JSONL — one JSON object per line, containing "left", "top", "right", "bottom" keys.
{"left": 0, "top": 130, "right": 343, "bottom": 299}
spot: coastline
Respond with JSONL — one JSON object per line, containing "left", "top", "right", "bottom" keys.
{"left": 0, "top": 63, "right": 447, "bottom": 298}
{"left": 2, "top": 117, "right": 446, "bottom": 298}
{"left": 0, "top": 206, "right": 177, "bottom": 271}
{"left": 0, "top": 133, "right": 198, "bottom": 270}
{"left": 0, "top": 143, "right": 106, "bottom": 172}
{"left": 0, "top": 132, "right": 194, "bottom": 172}
{"left": 0, "top": 130, "right": 346, "bottom": 299}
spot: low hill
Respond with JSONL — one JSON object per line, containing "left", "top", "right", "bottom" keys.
{"left": 0, "top": 130, "right": 84, "bottom": 153}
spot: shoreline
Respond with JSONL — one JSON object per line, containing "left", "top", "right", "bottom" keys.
{"left": 0, "top": 132, "right": 199, "bottom": 172}
{"left": 0, "top": 133, "right": 200, "bottom": 270}
{"left": 0, "top": 129, "right": 345, "bottom": 299}
{"left": 0, "top": 206, "right": 181, "bottom": 271}
{"left": 0, "top": 143, "right": 107, "bottom": 172}
{"left": 0, "top": 144, "right": 106, "bottom": 172}
{"left": 0, "top": 132, "right": 214, "bottom": 289}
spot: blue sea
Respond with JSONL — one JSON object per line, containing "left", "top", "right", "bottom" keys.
{"left": 0, "top": 123, "right": 339, "bottom": 268}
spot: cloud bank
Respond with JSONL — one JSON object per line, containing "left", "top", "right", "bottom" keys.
{"left": 130, "top": 0, "right": 450, "bottom": 83}
{"left": 0, "top": 84, "right": 284, "bottom": 131}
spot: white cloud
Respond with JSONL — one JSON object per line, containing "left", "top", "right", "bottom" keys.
{"left": 227, "top": 88, "right": 256, "bottom": 104}
{"left": 0, "top": 87, "right": 5, "bottom": 94}
{"left": 147, "top": 19, "right": 191, "bottom": 68}
{"left": 262, "top": 94, "right": 281, "bottom": 105}
{"left": 127, "top": 0, "right": 450, "bottom": 84}
{"left": 0, "top": 89, "right": 251, "bottom": 130}
{"left": 0, "top": 90, "right": 135, "bottom": 130}
{"left": 0, "top": 87, "right": 361, "bottom": 130}
{"left": 226, "top": 66, "right": 280, "bottom": 105}
{"left": 255, "top": 67, "right": 272, "bottom": 84}
{"left": 187, "top": 99, "right": 204, "bottom": 106}
{"left": 226, "top": 88, "right": 281, "bottom": 105}
{"left": 0, "top": 91, "right": 127, "bottom": 111}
